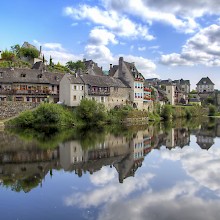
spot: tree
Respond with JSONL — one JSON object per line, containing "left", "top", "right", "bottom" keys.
{"left": 1, "top": 50, "right": 15, "bottom": 61}
{"left": 10, "top": 44, "right": 21, "bottom": 57}
{"left": 208, "top": 105, "right": 217, "bottom": 116}
{"left": 76, "top": 99, "right": 107, "bottom": 125}
{"left": 19, "top": 47, "right": 39, "bottom": 59}
{"left": 66, "top": 60, "right": 85, "bottom": 72}
{"left": 160, "top": 105, "right": 172, "bottom": 120}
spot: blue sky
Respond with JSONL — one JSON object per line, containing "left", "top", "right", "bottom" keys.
{"left": 1, "top": 0, "right": 220, "bottom": 89}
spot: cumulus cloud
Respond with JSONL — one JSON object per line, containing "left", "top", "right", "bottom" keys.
{"left": 33, "top": 40, "right": 83, "bottom": 65}
{"left": 64, "top": 173, "right": 154, "bottom": 208}
{"left": 159, "top": 145, "right": 220, "bottom": 193}
{"left": 64, "top": 4, "right": 154, "bottom": 40}
{"left": 103, "top": 0, "right": 220, "bottom": 33}
{"left": 90, "top": 167, "right": 117, "bottom": 186}
{"left": 161, "top": 24, "right": 220, "bottom": 66}
{"left": 88, "top": 27, "right": 118, "bottom": 46}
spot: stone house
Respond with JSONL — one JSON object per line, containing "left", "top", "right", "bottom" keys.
{"left": 0, "top": 66, "right": 63, "bottom": 103}
{"left": 59, "top": 73, "right": 130, "bottom": 109}
{"left": 196, "top": 77, "right": 214, "bottom": 93}
{"left": 109, "top": 57, "right": 145, "bottom": 109}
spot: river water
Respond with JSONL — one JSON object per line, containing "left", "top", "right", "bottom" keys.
{"left": 1, "top": 119, "right": 220, "bottom": 220}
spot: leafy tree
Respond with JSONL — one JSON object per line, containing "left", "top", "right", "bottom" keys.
{"left": 76, "top": 99, "right": 107, "bottom": 125}
{"left": 10, "top": 44, "right": 21, "bottom": 57}
{"left": 160, "top": 105, "right": 172, "bottom": 120}
{"left": 208, "top": 104, "right": 217, "bottom": 116}
{"left": 190, "top": 90, "right": 197, "bottom": 94}
{"left": 66, "top": 60, "right": 85, "bottom": 72}
{"left": 19, "top": 47, "right": 39, "bottom": 59}
{"left": 1, "top": 50, "right": 15, "bottom": 61}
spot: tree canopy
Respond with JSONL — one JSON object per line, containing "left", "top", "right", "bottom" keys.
{"left": 66, "top": 60, "right": 85, "bottom": 72}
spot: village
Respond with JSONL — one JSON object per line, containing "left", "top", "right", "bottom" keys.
{"left": 0, "top": 42, "right": 220, "bottom": 114}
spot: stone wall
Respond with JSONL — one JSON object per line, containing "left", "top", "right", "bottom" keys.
{"left": 0, "top": 101, "right": 38, "bottom": 120}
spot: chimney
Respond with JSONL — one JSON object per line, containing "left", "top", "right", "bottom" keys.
{"left": 0, "top": 50, "right": 2, "bottom": 59}
{"left": 119, "top": 57, "right": 124, "bottom": 78}
{"left": 110, "top": 64, "right": 112, "bottom": 69}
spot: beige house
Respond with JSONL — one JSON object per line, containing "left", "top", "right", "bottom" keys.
{"left": 59, "top": 73, "right": 130, "bottom": 109}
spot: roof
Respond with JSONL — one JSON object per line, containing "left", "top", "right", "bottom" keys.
{"left": 173, "top": 79, "right": 190, "bottom": 85}
{"left": 196, "top": 77, "right": 214, "bottom": 85}
{"left": 65, "top": 74, "right": 84, "bottom": 84}
{"left": 84, "top": 60, "right": 103, "bottom": 76}
{"left": 0, "top": 68, "right": 64, "bottom": 85}
{"left": 109, "top": 65, "right": 118, "bottom": 76}
{"left": 80, "top": 74, "right": 130, "bottom": 88}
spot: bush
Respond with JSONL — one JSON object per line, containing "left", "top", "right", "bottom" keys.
{"left": 160, "top": 105, "right": 172, "bottom": 120}
{"left": 75, "top": 99, "right": 107, "bottom": 125}
{"left": 208, "top": 105, "right": 217, "bottom": 116}
{"left": 8, "top": 103, "right": 75, "bottom": 128}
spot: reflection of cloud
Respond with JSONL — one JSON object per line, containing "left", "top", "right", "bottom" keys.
{"left": 160, "top": 146, "right": 220, "bottom": 192}
{"left": 97, "top": 181, "right": 220, "bottom": 220}
{"left": 90, "top": 167, "right": 117, "bottom": 186}
{"left": 64, "top": 173, "right": 154, "bottom": 208}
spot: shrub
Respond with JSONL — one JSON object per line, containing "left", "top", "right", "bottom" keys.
{"left": 160, "top": 105, "right": 172, "bottom": 120}
{"left": 75, "top": 99, "right": 107, "bottom": 125}
{"left": 208, "top": 105, "right": 217, "bottom": 116}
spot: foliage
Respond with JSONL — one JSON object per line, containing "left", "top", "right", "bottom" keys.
{"left": 107, "top": 105, "right": 133, "bottom": 124}
{"left": 10, "top": 44, "right": 21, "bottom": 57}
{"left": 75, "top": 99, "right": 107, "bottom": 126}
{"left": 160, "top": 105, "right": 172, "bottom": 120}
{"left": 0, "top": 60, "right": 31, "bottom": 68}
{"left": 190, "top": 89, "right": 198, "bottom": 94}
{"left": 208, "top": 104, "right": 217, "bottom": 116}
{"left": 7, "top": 103, "right": 75, "bottom": 128}
{"left": 66, "top": 60, "right": 86, "bottom": 72}
{"left": 1, "top": 49, "right": 15, "bottom": 61}
{"left": 19, "top": 47, "right": 39, "bottom": 59}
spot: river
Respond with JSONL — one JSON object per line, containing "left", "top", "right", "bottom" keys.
{"left": 0, "top": 118, "right": 220, "bottom": 220}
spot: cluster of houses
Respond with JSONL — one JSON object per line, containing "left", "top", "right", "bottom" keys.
{"left": 0, "top": 42, "right": 218, "bottom": 110}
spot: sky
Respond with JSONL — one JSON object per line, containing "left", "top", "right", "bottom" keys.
{"left": 1, "top": 0, "right": 220, "bottom": 89}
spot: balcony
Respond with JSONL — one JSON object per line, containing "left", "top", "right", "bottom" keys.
{"left": 134, "top": 78, "right": 144, "bottom": 82}
{"left": 14, "top": 89, "right": 51, "bottom": 95}
{"left": 88, "top": 87, "right": 110, "bottom": 96}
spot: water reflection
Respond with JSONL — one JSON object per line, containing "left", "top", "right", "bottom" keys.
{"left": 0, "top": 118, "right": 219, "bottom": 193}
{"left": 1, "top": 119, "right": 220, "bottom": 219}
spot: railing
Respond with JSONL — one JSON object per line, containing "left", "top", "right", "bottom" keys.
{"left": 14, "top": 89, "right": 51, "bottom": 95}
{"left": 88, "top": 90, "right": 110, "bottom": 96}
{"left": 0, "top": 89, "right": 13, "bottom": 95}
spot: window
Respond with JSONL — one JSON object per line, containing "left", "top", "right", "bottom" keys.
{"left": 21, "top": 73, "right": 26, "bottom": 77}
{"left": 73, "top": 95, "right": 77, "bottom": 101}
{"left": 81, "top": 86, "right": 84, "bottom": 90}
{"left": 52, "top": 85, "right": 54, "bottom": 91}
{"left": 168, "top": 90, "right": 170, "bottom": 93}
{"left": 74, "top": 85, "right": 77, "bottom": 90}
{"left": 101, "top": 97, "right": 105, "bottom": 103}
{"left": 0, "top": 72, "right": 3, "bottom": 78}
{"left": 26, "top": 97, "right": 30, "bottom": 102}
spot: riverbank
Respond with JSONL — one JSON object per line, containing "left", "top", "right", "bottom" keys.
{"left": 4, "top": 101, "right": 209, "bottom": 130}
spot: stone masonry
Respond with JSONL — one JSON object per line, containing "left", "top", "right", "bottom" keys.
{"left": 0, "top": 101, "right": 38, "bottom": 120}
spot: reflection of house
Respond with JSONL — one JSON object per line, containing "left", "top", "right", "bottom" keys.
{"left": 196, "top": 134, "right": 214, "bottom": 150}
{"left": 196, "top": 77, "right": 214, "bottom": 93}
{"left": 59, "top": 129, "right": 154, "bottom": 183}
{"left": 166, "top": 128, "right": 190, "bottom": 149}
{"left": 0, "top": 66, "right": 63, "bottom": 103}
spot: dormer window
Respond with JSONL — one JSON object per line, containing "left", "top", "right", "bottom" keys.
{"left": 0, "top": 72, "right": 3, "bottom": 78}
{"left": 38, "top": 74, "right": 43, "bottom": 79}
{"left": 21, "top": 73, "right": 26, "bottom": 78}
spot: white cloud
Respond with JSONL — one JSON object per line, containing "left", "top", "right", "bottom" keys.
{"left": 89, "top": 27, "right": 118, "bottom": 46}
{"left": 138, "top": 47, "right": 146, "bottom": 51}
{"left": 33, "top": 40, "right": 65, "bottom": 51}
{"left": 161, "top": 24, "right": 220, "bottom": 66}
{"left": 103, "top": 0, "right": 220, "bottom": 33}
{"left": 90, "top": 167, "right": 117, "bottom": 186}
{"left": 64, "top": 173, "right": 154, "bottom": 208}
{"left": 64, "top": 5, "right": 154, "bottom": 40}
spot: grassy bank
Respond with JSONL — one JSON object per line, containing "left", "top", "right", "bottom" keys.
{"left": 6, "top": 101, "right": 209, "bottom": 129}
